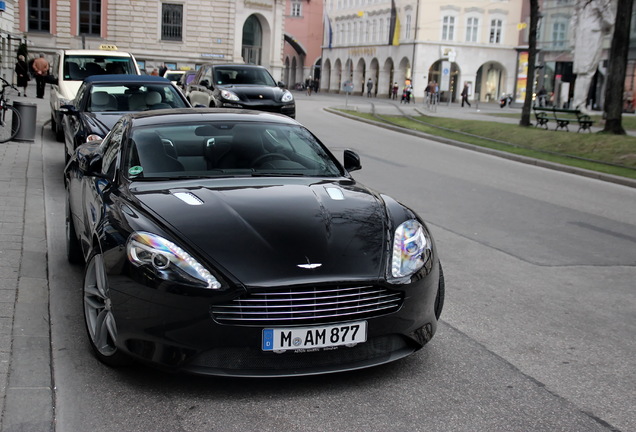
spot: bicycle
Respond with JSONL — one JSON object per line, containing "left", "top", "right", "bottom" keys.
{"left": 0, "top": 76, "right": 22, "bottom": 143}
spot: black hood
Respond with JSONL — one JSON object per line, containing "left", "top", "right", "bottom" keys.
{"left": 131, "top": 179, "right": 388, "bottom": 287}
{"left": 223, "top": 85, "right": 285, "bottom": 102}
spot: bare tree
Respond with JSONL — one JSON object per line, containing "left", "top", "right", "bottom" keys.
{"left": 520, "top": 0, "right": 540, "bottom": 127}
{"left": 603, "top": 0, "right": 633, "bottom": 134}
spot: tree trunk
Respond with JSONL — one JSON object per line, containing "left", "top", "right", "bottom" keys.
{"left": 520, "top": 0, "right": 540, "bottom": 127}
{"left": 603, "top": 0, "right": 633, "bottom": 134}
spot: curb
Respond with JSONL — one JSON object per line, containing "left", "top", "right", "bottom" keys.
{"left": 324, "top": 107, "right": 636, "bottom": 189}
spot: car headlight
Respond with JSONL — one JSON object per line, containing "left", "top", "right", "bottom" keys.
{"left": 391, "top": 219, "right": 432, "bottom": 280}
{"left": 127, "top": 232, "right": 222, "bottom": 289}
{"left": 220, "top": 89, "right": 240, "bottom": 102}
{"left": 281, "top": 90, "right": 293, "bottom": 102}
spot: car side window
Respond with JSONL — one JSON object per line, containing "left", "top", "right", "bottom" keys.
{"left": 101, "top": 122, "right": 125, "bottom": 178}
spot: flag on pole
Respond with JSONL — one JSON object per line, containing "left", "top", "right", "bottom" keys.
{"left": 324, "top": 6, "right": 333, "bottom": 49}
{"left": 388, "top": 0, "right": 400, "bottom": 46}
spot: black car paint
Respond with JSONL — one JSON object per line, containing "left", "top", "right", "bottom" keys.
{"left": 187, "top": 64, "right": 295, "bottom": 118}
{"left": 62, "top": 75, "right": 191, "bottom": 163}
{"left": 65, "top": 110, "right": 441, "bottom": 376}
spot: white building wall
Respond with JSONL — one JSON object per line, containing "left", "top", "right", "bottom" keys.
{"left": 12, "top": 0, "right": 284, "bottom": 75}
{"left": 322, "top": 0, "right": 523, "bottom": 102}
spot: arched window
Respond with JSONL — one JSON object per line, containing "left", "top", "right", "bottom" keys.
{"left": 242, "top": 15, "right": 263, "bottom": 64}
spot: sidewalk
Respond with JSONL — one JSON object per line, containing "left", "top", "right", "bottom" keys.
{"left": 0, "top": 91, "right": 53, "bottom": 432}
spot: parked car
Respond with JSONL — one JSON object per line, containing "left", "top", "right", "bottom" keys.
{"left": 162, "top": 70, "right": 185, "bottom": 83}
{"left": 177, "top": 70, "right": 197, "bottom": 90}
{"left": 61, "top": 74, "right": 190, "bottom": 163}
{"left": 186, "top": 64, "right": 295, "bottom": 118}
{"left": 50, "top": 46, "right": 141, "bottom": 141}
{"left": 64, "top": 108, "right": 444, "bottom": 376}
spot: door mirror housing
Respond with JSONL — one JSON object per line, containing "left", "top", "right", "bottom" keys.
{"left": 343, "top": 149, "right": 361, "bottom": 172}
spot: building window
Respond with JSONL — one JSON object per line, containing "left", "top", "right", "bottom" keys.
{"left": 552, "top": 21, "right": 567, "bottom": 48}
{"left": 79, "top": 0, "right": 101, "bottom": 36}
{"left": 405, "top": 14, "right": 411, "bottom": 39}
{"left": 28, "top": 0, "right": 50, "bottom": 32}
{"left": 291, "top": 1, "right": 302, "bottom": 17}
{"left": 162, "top": 3, "right": 183, "bottom": 41}
{"left": 442, "top": 16, "right": 455, "bottom": 41}
{"left": 489, "top": 19, "right": 502, "bottom": 44}
{"left": 466, "top": 17, "right": 479, "bottom": 42}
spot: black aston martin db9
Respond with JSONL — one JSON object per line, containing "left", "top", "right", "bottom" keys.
{"left": 64, "top": 108, "right": 444, "bottom": 377}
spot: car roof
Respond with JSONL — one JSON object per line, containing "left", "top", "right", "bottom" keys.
{"left": 84, "top": 75, "right": 171, "bottom": 84}
{"left": 59, "top": 49, "right": 135, "bottom": 57}
{"left": 127, "top": 108, "right": 301, "bottom": 127}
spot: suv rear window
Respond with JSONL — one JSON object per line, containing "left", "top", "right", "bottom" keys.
{"left": 63, "top": 55, "right": 137, "bottom": 80}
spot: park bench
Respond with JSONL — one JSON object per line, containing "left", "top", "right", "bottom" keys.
{"left": 533, "top": 106, "right": 594, "bottom": 132}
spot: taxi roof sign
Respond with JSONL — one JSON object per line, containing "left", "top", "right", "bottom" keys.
{"left": 99, "top": 44, "right": 118, "bottom": 51}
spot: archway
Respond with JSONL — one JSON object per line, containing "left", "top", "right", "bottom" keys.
{"left": 354, "top": 58, "right": 366, "bottom": 95}
{"left": 475, "top": 61, "right": 506, "bottom": 103}
{"left": 368, "top": 58, "right": 380, "bottom": 97}
{"left": 322, "top": 59, "right": 332, "bottom": 92}
{"left": 242, "top": 15, "right": 263, "bottom": 65}
{"left": 381, "top": 58, "right": 395, "bottom": 99}
{"left": 429, "top": 59, "right": 460, "bottom": 102}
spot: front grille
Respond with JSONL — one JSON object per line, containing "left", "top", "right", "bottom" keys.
{"left": 211, "top": 285, "right": 403, "bottom": 326}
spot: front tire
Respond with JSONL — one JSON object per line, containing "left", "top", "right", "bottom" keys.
{"left": 83, "top": 252, "right": 131, "bottom": 367}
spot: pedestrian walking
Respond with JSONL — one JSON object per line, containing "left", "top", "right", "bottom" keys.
{"left": 392, "top": 82, "right": 399, "bottom": 100}
{"left": 15, "top": 55, "right": 30, "bottom": 97}
{"left": 32, "top": 53, "right": 50, "bottom": 99}
{"left": 306, "top": 76, "right": 313, "bottom": 96}
{"left": 461, "top": 83, "right": 471, "bottom": 107}
{"left": 366, "top": 78, "right": 374, "bottom": 97}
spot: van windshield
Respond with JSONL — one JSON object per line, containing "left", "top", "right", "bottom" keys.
{"left": 63, "top": 55, "right": 137, "bottom": 80}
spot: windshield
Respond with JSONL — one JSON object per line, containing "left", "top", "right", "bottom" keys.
{"left": 88, "top": 83, "right": 188, "bottom": 112}
{"left": 64, "top": 55, "right": 137, "bottom": 80}
{"left": 124, "top": 122, "right": 343, "bottom": 179}
{"left": 213, "top": 67, "right": 277, "bottom": 86}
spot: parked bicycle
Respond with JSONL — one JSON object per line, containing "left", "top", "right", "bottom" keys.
{"left": 0, "top": 76, "right": 22, "bottom": 143}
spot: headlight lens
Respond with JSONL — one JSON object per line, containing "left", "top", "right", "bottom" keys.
{"left": 220, "top": 89, "right": 240, "bottom": 101}
{"left": 391, "top": 220, "right": 431, "bottom": 279}
{"left": 281, "top": 89, "right": 294, "bottom": 102}
{"left": 127, "top": 232, "right": 222, "bottom": 289}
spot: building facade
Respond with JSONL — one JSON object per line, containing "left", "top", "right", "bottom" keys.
{"left": 283, "top": 0, "right": 324, "bottom": 89}
{"left": 11, "top": 0, "right": 287, "bottom": 80}
{"left": 320, "top": 0, "right": 526, "bottom": 103}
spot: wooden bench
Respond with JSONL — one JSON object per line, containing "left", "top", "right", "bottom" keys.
{"left": 533, "top": 106, "right": 594, "bottom": 132}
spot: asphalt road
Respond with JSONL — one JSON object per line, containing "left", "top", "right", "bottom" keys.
{"left": 43, "top": 93, "right": 636, "bottom": 432}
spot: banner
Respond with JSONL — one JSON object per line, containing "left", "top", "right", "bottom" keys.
{"left": 388, "top": 0, "right": 401, "bottom": 46}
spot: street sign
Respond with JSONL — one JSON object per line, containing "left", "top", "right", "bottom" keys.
{"left": 440, "top": 61, "right": 450, "bottom": 92}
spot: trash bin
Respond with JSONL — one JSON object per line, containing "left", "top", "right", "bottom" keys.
{"left": 12, "top": 101, "right": 37, "bottom": 142}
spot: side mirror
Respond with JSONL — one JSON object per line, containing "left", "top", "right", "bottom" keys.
{"left": 278, "top": 81, "right": 286, "bottom": 88}
{"left": 76, "top": 143, "right": 104, "bottom": 174}
{"left": 343, "top": 149, "right": 361, "bottom": 172}
{"left": 199, "top": 79, "right": 210, "bottom": 88}
{"left": 60, "top": 104, "right": 77, "bottom": 115}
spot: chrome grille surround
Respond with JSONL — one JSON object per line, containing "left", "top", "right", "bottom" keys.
{"left": 211, "top": 285, "right": 404, "bottom": 326}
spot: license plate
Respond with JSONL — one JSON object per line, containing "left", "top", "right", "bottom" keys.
{"left": 262, "top": 321, "right": 367, "bottom": 352}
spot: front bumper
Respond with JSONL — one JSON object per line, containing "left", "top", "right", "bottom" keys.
{"left": 108, "top": 265, "right": 440, "bottom": 377}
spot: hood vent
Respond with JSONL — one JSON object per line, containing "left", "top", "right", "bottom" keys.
{"left": 173, "top": 192, "right": 203, "bottom": 206}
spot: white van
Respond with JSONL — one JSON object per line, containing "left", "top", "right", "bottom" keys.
{"left": 50, "top": 45, "right": 140, "bottom": 141}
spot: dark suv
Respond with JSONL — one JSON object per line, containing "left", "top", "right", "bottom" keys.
{"left": 186, "top": 64, "right": 295, "bottom": 118}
